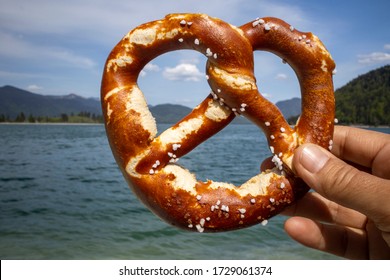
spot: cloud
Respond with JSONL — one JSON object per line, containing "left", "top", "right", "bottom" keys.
{"left": 144, "top": 63, "right": 160, "bottom": 72}
{"left": 27, "top": 84, "right": 43, "bottom": 92}
{"left": 0, "top": 0, "right": 309, "bottom": 47}
{"left": 357, "top": 44, "right": 390, "bottom": 64}
{"left": 358, "top": 52, "right": 390, "bottom": 64}
{"left": 0, "top": 31, "right": 96, "bottom": 69}
{"left": 275, "top": 73, "right": 288, "bottom": 80}
{"left": 163, "top": 63, "right": 204, "bottom": 81}
{"left": 140, "top": 63, "right": 161, "bottom": 77}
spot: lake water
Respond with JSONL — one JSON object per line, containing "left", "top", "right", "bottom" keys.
{"left": 1, "top": 124, "right": 388, "bottom": 260}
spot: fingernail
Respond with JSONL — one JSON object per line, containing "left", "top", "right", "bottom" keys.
{"left": 299, "top": 144, "right": 330, "bottom": 173}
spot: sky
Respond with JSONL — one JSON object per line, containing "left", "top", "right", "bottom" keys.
{"left": 0, "top": 0, "right": 389, "bottom": 107}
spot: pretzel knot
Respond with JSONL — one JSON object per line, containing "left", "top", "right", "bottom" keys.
{"left": 101, "top": 14, "right": 335, "bottom": 232}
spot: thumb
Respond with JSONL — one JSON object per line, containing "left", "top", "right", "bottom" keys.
{"left": 292, "top": 143, "right": 390, "bottom": 221}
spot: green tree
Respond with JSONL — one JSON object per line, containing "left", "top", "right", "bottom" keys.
{"left": 28, "top": 114, "right": 35, "bottom": 123}
{"left": 61, "top": 113, "right": 69, "bottom": 122}
{"left": 15, "top": 112, "right": 26, "bottom": 122}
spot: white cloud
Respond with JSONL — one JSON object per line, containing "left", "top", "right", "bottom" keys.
{"left": 0, "top": 0, "right": 309, "bottom": 47}
{"left": 358, "top": 52, "right": 390, "bottom": 64}
{"left": 144, "top": 63, "right": 160, "bottom": 72}
{"left": 262, "top": 92, "right": 272, "bottom": 98}
{"left": 0, "top": 31, "right": 96, "bottom": 69}
{"left": 27, "top": 84, "right": 43, "bottom": 92}
{"left": 275, "top": 73, "right": 288, "bottom": 80}
{"left": 163, "top": 63, "right": 204, "bottom": 82}
{"left": 140, "top": 63, "right": 161, "bottom": 77}
{"left": 357, "top": 44, "right": 390, "bottom": 64}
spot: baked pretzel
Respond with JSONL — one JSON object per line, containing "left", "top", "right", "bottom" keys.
{"left": 101, "top": 14, "right": 335, "bottom": 232}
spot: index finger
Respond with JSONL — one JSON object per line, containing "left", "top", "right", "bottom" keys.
{"left": 332, "top": 126, "right": 390, "bottom": 177}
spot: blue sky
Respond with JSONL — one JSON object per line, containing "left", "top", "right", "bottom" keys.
{"left": 0, "top": 0, "right": 389, "bottom": 107}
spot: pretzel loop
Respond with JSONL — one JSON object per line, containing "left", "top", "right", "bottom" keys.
{"left": 101, "top": 14, "right": 335, "bottom": 232}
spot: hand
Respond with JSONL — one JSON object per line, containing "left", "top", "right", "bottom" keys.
{"left": 283, "top": 126, "right": 390, "bottom": 259}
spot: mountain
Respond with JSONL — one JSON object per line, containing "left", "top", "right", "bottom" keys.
{"left": 149, "top": 104, "right": 192, "bottom": 124}
{"left": 0, "top": 85, "right": 101, "bottom": 119}
{"left": 335, "top": 65, "right": 390, "bottom": 125}
{"left": 275, "top": 97, "right": 301, "bottom": 119}
{"left": 0, "top": 85, "right": 301, "bottom": 123}
{"left": 2, "top": 63, "right": 388, "bottom": 125}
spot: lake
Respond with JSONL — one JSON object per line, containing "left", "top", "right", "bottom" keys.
{"left": 1, "top": 123, "right": 388, "bottom": 259}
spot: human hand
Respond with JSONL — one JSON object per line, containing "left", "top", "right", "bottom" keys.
{"left": 283, "top": 126, "right": 390, "bottom": 259}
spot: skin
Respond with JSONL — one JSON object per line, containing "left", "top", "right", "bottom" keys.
{"left": 282, "top": 126, "right": 390, "bottom": 259}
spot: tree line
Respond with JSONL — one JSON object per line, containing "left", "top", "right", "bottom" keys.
{"left": 0, "top": 111, "right": 104, "bottom": 123}
{"left": 334, "top": 65, "right": 390, "bottom": 126}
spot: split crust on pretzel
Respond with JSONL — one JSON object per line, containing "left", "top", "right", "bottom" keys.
{"left": 101, "top": 14, "right": 335, "bottom": 232}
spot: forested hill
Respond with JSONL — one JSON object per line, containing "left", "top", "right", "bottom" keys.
{"left": 1, "top": 65, "right": 389, "bottom": 125}
{"left": 335, "top": 65, "right": 390, "bottom": 125}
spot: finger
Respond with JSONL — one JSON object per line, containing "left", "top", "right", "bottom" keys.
{"left": 365, "top": 219, "right": 390, "bottom": 259}
{"left": 282, "top": 192, "right": 367, "bottom": 229}
{"left": 293, "top": 143, "right": 390, "bottom": 232}
{"left": 284, "top": 216, "right": 368, "bottom": 259}
{"left": 332, "top": 126, "right": 390, "bottom": 179}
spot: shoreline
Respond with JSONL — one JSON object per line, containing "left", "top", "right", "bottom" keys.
{"left": 0, "top": 122, "right": 103, "bottom": 126}
{"left": 1, "top": 122, "right": 388, "bottom": 128}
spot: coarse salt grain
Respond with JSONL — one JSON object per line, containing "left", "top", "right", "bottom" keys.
{"left": 196, "top": 224, "right": 204, "bottom": 233}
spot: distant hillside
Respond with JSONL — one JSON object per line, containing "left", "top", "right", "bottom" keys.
{"left": 0, "top": 85, "right": 101, "bottom": 119}
{"left": 0, "top": 85, "right": 302, "bottom": 124}
{"left": 335, "top": 65, "right": 390, "bottom": 125}
{"left": 3, "top": 64, "right": 388, "bottom": 126}
{"left": 149, "top": 104, "right": 191, "bottom": 123}
{"left": 275, "top": 97, "right": 301, "bottom": 119}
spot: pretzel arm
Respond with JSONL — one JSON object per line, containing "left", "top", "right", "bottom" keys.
{"left": 241, "top": 18, "right": 335, "bottom": 151}
{"left": 134, "top": 95, "right": 235, "bottom": 175}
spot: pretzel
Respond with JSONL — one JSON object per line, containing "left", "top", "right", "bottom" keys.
{"left": 101, "top": 14, "right": 335, "bottom": 232}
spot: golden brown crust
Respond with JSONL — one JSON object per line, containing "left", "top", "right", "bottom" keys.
{"left": 101, "top": 14, "right": 335, "bottom": 232}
